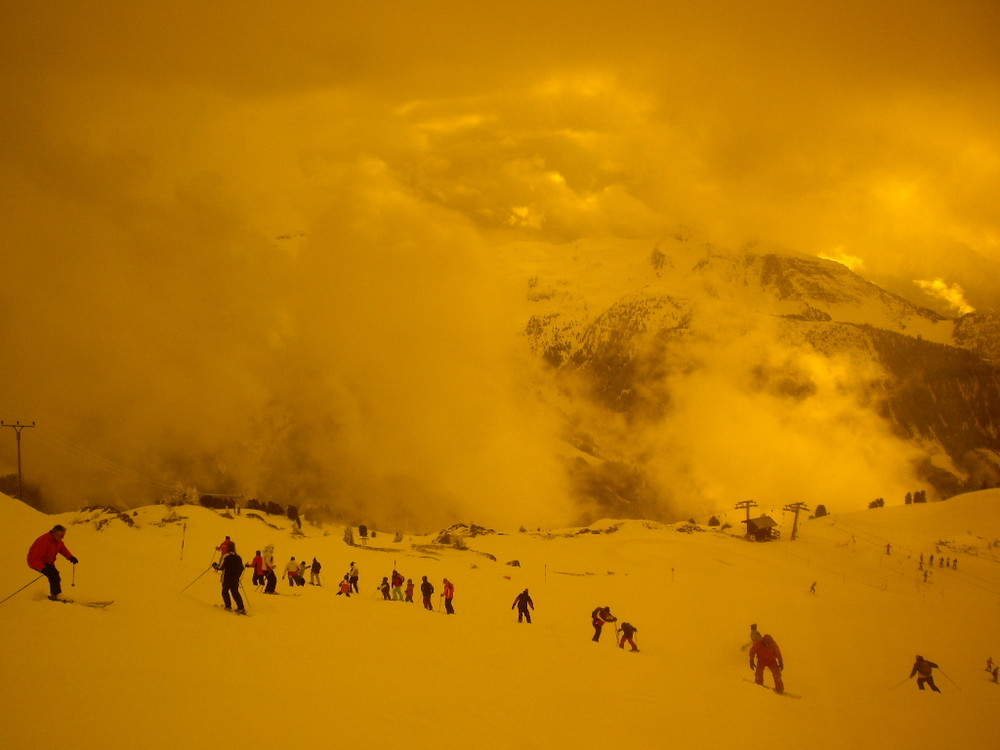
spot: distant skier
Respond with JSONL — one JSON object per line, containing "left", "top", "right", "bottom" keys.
{"left": 442, "top": 578, "right": 455, "bottom": 614}
{"left": 404, "top": 578, "right": 415, "bottom": 603}
{"left": 27, "top": 524, "right": 78, "bottom": 601}
{"left": 420, "top": 576, "right": 434, "bottom": 610}
{"left": 992, "top": 667, "right": 999, "bottom": 684}
{"left": 262, "top": 545, "right": 278, "bottom": 594}
{"left": 337, "top": 575, "right": 352, "bottom": 596}
{"left": 310, "top": 558, "right": 322, "bottom": 586}
{"left": 247, "top": 550, "right": 265, "bottom": 588}
{"left": 986, "top": 657, "right": 994, "bottom": 673}
{"left": 591, "top": 606, "right": 617, "bottom": 642}
{"left": 885, "top": 543, "right": 892, "bottom": 556}
{"left": 285, "top": 557, "right": 300, "bottom": 587}
{"left": 349, "top": 562, "right": 360, "bottom": 594}
{"left": 618, "top": 621, "right": 639, "bottom": 652}
{"left": 213, "top": 543, "right": 246, "bottom": 614}
{"left": 749, "top": 633, "right": 785, "bottom": 694}
{"left": 809, "top": 581, "right": 817, "bottom": 594}
{"left": 378, "top": 577, "right": 391, "bottom": 600}
{"left": 391, "top": 570, "right": 404, "bottom": 601}
{"left": 297, "top": 559, "right": 308, "bottom": 586}
{"left": 216, "top": 536, "right": 234, "bottom": 563}
{"left": 909, "top": 655, "right": 941, "bottom": 692}
{"left": 512, "top": 589, "right": 534, "bottom": 623}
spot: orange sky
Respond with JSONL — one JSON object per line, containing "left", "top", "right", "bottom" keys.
{"left": 1, "top": 1, "right": 998, "bottom": 522}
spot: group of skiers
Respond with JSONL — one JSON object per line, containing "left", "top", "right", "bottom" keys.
{"left": 918, "top": 552, "right": 958, "bottom": 571}
{"left": 590, "top": 604, "right": 640, "bottom": 651}
{"left": 222, "top": 540, "right": 461, "bottom": 615}
{"left": 744, "top": 623, "right": 956, "bottom": 695}
{"left": 25, "top": 524, "right": 979, "bottom": 692}
{"left": 365, "top": 568, "right": 455, "bottom": 613}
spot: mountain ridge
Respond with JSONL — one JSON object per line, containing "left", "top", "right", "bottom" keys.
{"left": 518, "top": 234, "right": 1000, "bottom": 518}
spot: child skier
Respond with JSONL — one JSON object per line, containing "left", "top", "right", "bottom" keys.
{"left": 246, "top": 550, "right": 265, "bottom": 588}
{"left": 619, "top": 621, "right": 639, "bottom": 652}
{"left": 337, "top": 575, "right": 352, "bottom": 596}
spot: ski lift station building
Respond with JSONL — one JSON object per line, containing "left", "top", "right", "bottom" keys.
{"left": 743, "top": 515, "right": 780, "bottom": 542}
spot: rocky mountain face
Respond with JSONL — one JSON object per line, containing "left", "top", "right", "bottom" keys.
{"left": 520, "top": 234, "right": 1000, "bottom": 520}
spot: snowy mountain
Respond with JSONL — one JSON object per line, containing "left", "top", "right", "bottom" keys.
{"left": 515, "top": 233, "right": 1000, "bottom": 518}
{"left": 1, "top": 489, "right": 999, "bottom": 750}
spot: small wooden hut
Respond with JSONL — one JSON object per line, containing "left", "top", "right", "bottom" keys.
{"left": 743, "top": 515, "right": 780, "bottom": 542}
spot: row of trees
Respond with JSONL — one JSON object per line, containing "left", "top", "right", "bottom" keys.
{"left": 870, "top": 490, "right": 930, "bottom": 509}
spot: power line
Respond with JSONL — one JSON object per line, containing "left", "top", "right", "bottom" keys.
{"left": 32, "top": 431, "right": 176, "bottom": 493}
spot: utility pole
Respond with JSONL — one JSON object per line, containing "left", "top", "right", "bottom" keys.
{"left": 1, "top": 421, "right": 36, "bottom": 500}
{"left": 783, "top": 502, "right": 810, "bottom": 541}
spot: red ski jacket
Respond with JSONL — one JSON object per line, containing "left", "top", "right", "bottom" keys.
{"left": 749, "top": 635, "right": 784, "bottom": 669}
{"left": 248, "top": 555, "right": 264, "bottom": 575}
{"left": 27, "top": 532, "right": 73, "bottom": 571}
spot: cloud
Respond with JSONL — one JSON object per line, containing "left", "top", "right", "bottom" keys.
{"left": 1, "top": 0, "right": 997, "bottom": 524}
{"left": 913, "top": 278, "right": 975, "bottom": 316}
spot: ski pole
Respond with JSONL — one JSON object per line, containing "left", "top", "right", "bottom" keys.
{"left": 71, "top": 563, "right": 76, "bottom": 588}
{"left": 181, "top": 564, "right": 216, "bottom": 593}
{"left": 240, "top": 582, "right": 252, "bottom": 607}
{"left": 888, "top": 676, "right": 910, "bottom": 690}
{"left": 0, "top": 575, "right": 44, "bottom": 606}
{"left": 938, "top": 668, "right": 962, "bottom": 690}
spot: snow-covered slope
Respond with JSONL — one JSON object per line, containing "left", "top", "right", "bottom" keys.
{"left": 1, "top": 491, "right": 998, "bottom": 750}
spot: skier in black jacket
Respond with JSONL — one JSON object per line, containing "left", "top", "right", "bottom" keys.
{"left": 420, "top": 576, "right": 435, "bottom": 610}
{"left": 909, "top": 655, "right": 941, "bottom": 692}
{"left": 213, "top": 544, "right": 246, "bottom": 614}
{"left": 512, "top": 589, "right": 534, "bottom": 623}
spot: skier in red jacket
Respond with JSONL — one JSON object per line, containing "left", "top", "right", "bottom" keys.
{"left": 246, "top": 551, "right": 265, "bottom": 587}
{"left": 27, "top": 525, "right": 78, "bottom": 600}
{"left": 749, "top": 633, "right": 785, "bottom": 694}
{"left": 442, "top": 578, "right": 456, "bottom": 614}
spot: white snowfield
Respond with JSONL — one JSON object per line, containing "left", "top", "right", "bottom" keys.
{"left": 1, "top": 490, "right": 998, "bottom": 750}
